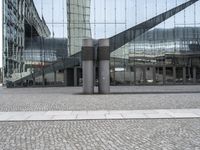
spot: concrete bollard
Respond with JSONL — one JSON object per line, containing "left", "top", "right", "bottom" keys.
{"left": 98, "top": 39, "right": 110, "bottom": 94}
{"left": 82, "top": 39, "right": 95, "bottom": 94}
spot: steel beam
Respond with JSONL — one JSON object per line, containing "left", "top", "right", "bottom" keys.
{"left": 109, "top": 0, "right": 199, "bottom": 52}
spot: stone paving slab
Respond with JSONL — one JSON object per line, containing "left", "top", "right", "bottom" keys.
{"left": 0, "top": 109, "right": 200, "bottom": 121}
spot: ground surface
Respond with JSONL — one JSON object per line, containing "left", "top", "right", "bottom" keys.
{"left": 0, "top": 86, "right": 200, "bottom": 111}
{"left": 0, "top": 85, "right": 200, "bottom": 150}
{"left": 0, "top": 119, "right": 200, "bottom": 150}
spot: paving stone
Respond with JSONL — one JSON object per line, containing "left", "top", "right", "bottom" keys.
{"left": 1, "top": 86, "right": 200, "bottom": 112}
{"left": 77, "top": 114, "right": 106, "bottom": 120}
{"left": 0, "top": 119, "right": 199, "bottom": 150}
{"left": 0, "top": 86, "right": 200, "bottom": 149}
{"left": 52, "top": 115, "right": 77, "bottom": 120}
{"left": 105, "top": 114, "right": 123, "bottom": 119}
{"left": 122, "top": 113, "right": 147, "bottom": 119}
{"left": 1, "top": 109, "right": 199, "bottom": 121}
{"left": 144, "top": 113, "right": 172, "bottom": 118}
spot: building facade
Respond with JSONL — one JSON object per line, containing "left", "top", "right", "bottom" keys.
{"left": 0, "top": 68, "right": 2, "bottom": 83}
{"left": 111, "top": 27, "right": 200, "bottom": 85}
{"left": 67, "top": 0, "right": 91, "bottom": 56}
{"left": 2, "top": 0, "right": 200, "bottom": 87}
{"left": 3, "top": 0, "right": 50, "bottom": 82}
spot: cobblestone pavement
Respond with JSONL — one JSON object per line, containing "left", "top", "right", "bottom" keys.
{"left": 1, "top": 86, "right": 200, "bottom": 150}
{"left": 0, "top": 86, "right": 200, "bottom": 111}
{"left": 0, "top": 119, "right": 199, "bottom": 150}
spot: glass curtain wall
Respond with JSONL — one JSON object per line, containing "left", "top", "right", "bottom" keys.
{"left": 91, "top": 0, "right": 200, "bottom": 85}
{"left": 3, "top": 0, "right": 200, "bottom": 87}
{"left": 3, "top": 0, "right": 69, "bottom": 86}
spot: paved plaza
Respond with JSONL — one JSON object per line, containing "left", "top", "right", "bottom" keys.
{"left": 1, "top": 86, "right": 200, "bottom": 111}
{"left": 0, "top": 85, "right": 200, "bottom": 149}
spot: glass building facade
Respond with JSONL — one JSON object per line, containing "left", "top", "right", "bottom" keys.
{"left": 2, "top": 0, "right": 200, "bottom": 87}
{"left": 67, "top": 0, "right": 91, "bottom": 56}
{"left": 0, "top": 68, "right": 2, "bottom": 83}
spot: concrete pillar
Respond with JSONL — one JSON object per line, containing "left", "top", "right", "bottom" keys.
{"left": 193, "top": 67, "right": 196, "bottom": 84}
{"left": 173, "top": 66, "right": 176, "bottom": 84}
{"left": 127, "top": 66, "right": 131, "bottom": 85}
{"left": 32, "top": 75, "right": 36, "bottom": 86}
{"left": 134, "top": 66, "right": 137, "bottom": 85}
{"left": 74, "top": 68, "right": 77, "bottom": 86}
{"left": 82, "top": 39, "right": 94, "bottom": 94}
{"left": 42, "top": 72, "right": 45, "bottom": 86}
{"left": 33, "top": 78, "right": 36, "bottom": 86}
{"left": 152, "top": 66, "right": 156, "bottom": 84}
{"left": 188, "top": 67, "right": 191, "bottom": 79}
{"left": 64, "top": 69, "right": 67, "bottom": 86}
{"left": 69, "top": 68, "right": 75, "bottom": 86}
{"left": 93, "top": 63, "right": 96, "bottom": 86}
{"left": 77, "top": 68, "right": 82, "bottom": 86}
{"left": 113, "top": 67, "right": 116, "bottom": 85}
{"left": 54, "top": 71, "right": 57, "bottom": 85}
{"left": 183, "top": 67, "right": 186, "bottom": 84}
{"left": 163, "top": 66, "right": 166, "bottom": 85}
{"left": 143, "top": 67, "right": 146, "bottom": 84}
{"left": 98, "top": 39, "right": 110, "bottom": 94}
{"left": 111, "top": 67, "right": 114, "bottom": 85}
